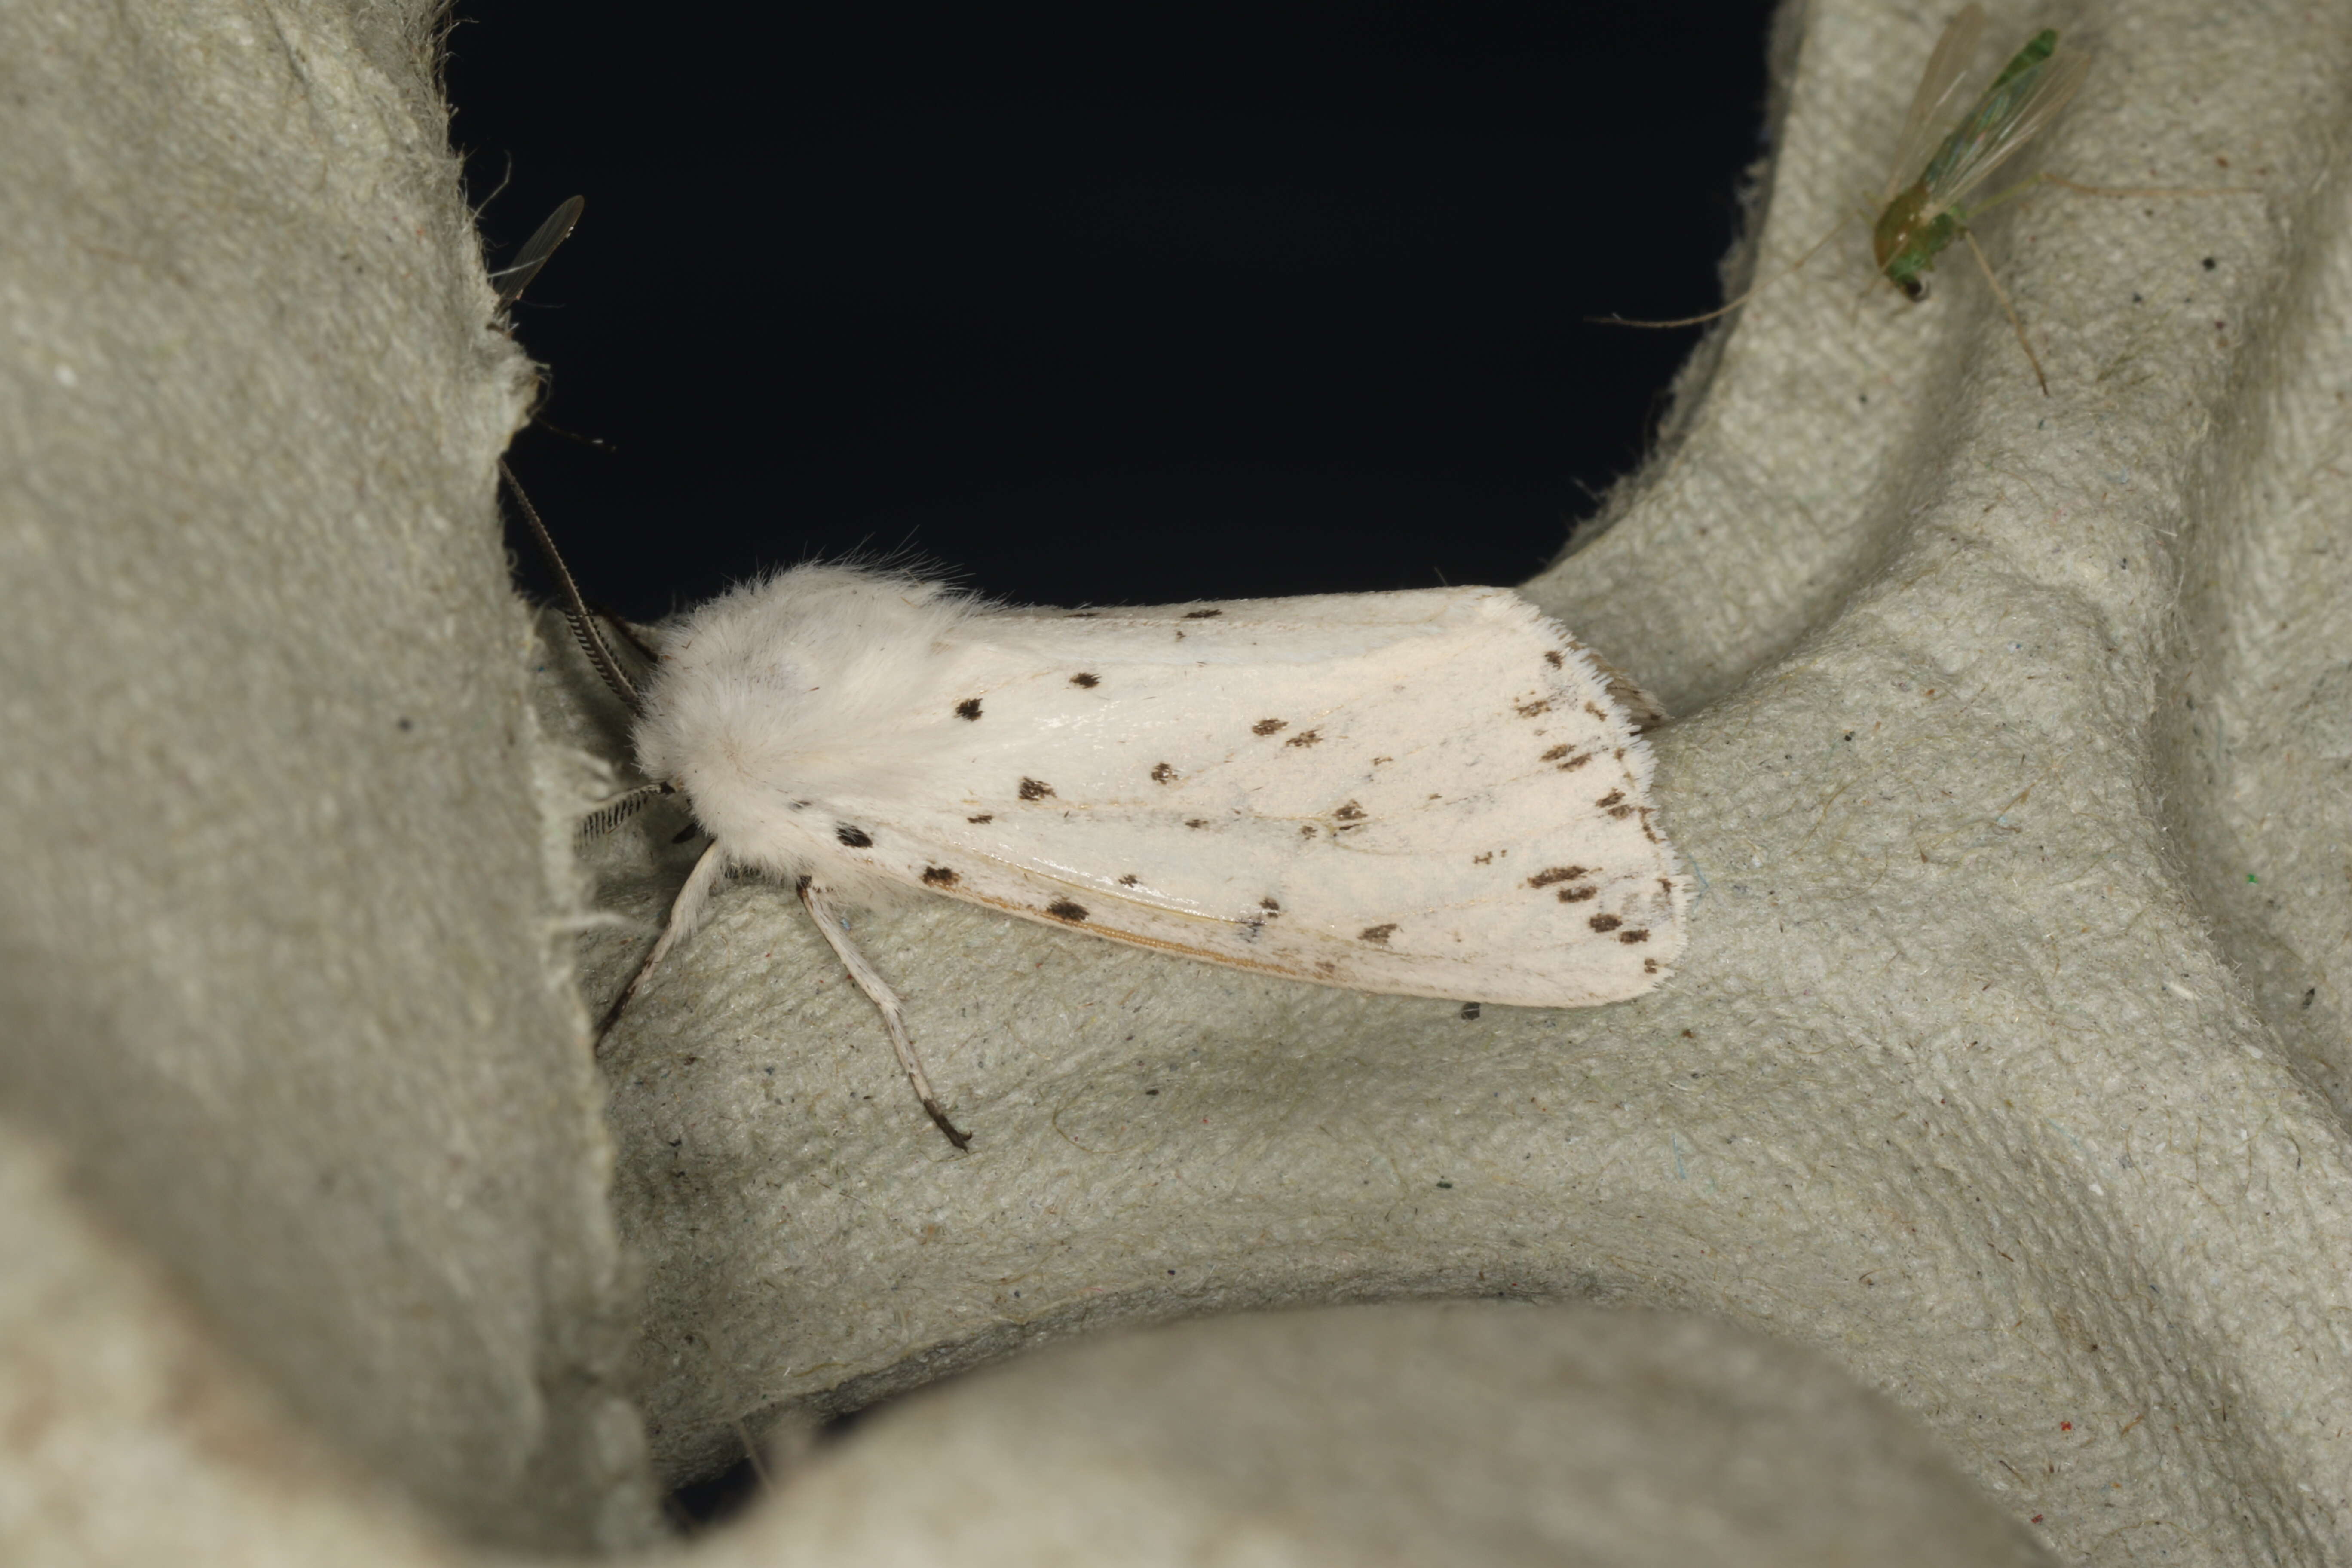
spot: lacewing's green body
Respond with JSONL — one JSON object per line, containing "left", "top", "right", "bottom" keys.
{"left": 1870, "top": 18, "right": 2085, "bottom": 300}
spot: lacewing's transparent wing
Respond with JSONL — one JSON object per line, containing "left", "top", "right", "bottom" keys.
{"left": 492, "top": 194, "right": 586, "bottom": 309}
{"left": 1882, "top": 3, "right": 1989, "bottom": 203}
{"left": 1914, "top": 44, "right": 2090, "bottom": 220}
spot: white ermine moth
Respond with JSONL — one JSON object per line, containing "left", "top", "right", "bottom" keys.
{"left": 554, "top": 555, "right": 1689, "bottom": 1149}
{"left": 497, "top": 204, "right": 1687, "bottom": 1151}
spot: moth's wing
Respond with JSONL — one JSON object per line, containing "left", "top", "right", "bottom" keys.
{"left": 824, "top": 587, "right": 1686, "bottom": 1008}
{"left": 1918, "top": 46, "right": 2089, "bottom": 217}
{"left": 1884, "top": 3, "right": 1988, "bottom": 202}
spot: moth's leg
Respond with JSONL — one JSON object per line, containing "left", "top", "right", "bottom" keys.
{"left": 585, "top": 600, "right": 662, "bottom": 665}
{"left": 799, "top": 880, "right": 973, "bottom": 1151}
{"left": 576, "top": 781, "right": 673, "bottom": 842}
{"left": 1960, "top": 226, "right": 2050, "bottom": 395}
{"left": 597, "top": 839, "right": 727, "bottom": 1049}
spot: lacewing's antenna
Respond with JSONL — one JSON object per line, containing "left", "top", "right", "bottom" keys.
{"left": 1592, "top": 217, "right": 1855, "bottom": 329}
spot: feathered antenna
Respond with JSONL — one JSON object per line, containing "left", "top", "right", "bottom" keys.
{"left": 489, "top": 197, "right": 640, "bottom": 710}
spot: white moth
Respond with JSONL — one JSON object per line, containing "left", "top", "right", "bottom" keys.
{"left": 564, "top": 562, "right": 1687, "bottom": 1147}
{"left": 494, "top": 200, "right": 1685, "bottom": 1151}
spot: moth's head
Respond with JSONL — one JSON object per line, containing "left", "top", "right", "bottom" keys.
{"left": 628, "top": 563, "right": 977, "bottom": 879}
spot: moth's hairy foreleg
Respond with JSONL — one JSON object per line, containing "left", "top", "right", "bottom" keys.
{"left": 800, "top": 879, "right": 973, "bottom": 1151}
{"left": 596, "top": 839, "right": 726, "bottom": 1047}
{"left": 585, "top": 600, "right": 661, "bottom": 666}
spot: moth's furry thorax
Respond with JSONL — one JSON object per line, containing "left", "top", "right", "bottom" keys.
{"left": 631, "top": 564, "right": 978, "bottom": 896}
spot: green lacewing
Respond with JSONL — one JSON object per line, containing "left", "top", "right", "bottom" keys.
{"left": 1608, "top": 6, "right": 2090, "bottom": 392}
{"left": 1870, "top": 7, "right": 2088, "bottom": 306}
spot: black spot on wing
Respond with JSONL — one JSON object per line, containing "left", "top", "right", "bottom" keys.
{"left": 921, "top": 866, "right": 959, "bottom": 887}
{"left": 1183, "top": 607, "right": 1223, "bottom": 619}
{"left": 1618, "top": 928, "right": 1650, "bottom": 943}
{"left": 1284, "top": 729, "right": 1322, "bottom": 748}
{"left": 1252, "top": 718, "right": 1287, "bottom": 736}
{"left": 1516, "top": 698, "right": 1550, "bottom": 717}
{"left": 1185, "top": 818, "right": 1209, "bottom": 829}
{"left": 1526, "top": 866, "right": 1589, "bottom": 888}
{"left": 1557, "top": 885, "right": 1598, "bottom": 903}
{"left": 1588, "top": 913, "right": 1623, "bottom": 933}
{"left": 968, "top": 813, "right": 994, "bottom": 824}
{"left": 1070, "top": 672, "right": 1100, "bottom": 688}
{"left": 1259, "top": 896, "right": 1281, "bottom": 913}
{"left": 1151, "top": 762, "right": 1178, "bottom": 784}
{"left": 955, "top": 698, "right": 983, "bottom": 720}
{"left": 1118, "top": 874, "right": 1139, "bottom": 886}
{"left": 1544, "top": 650, "right": 1565, "bottom": 668}
{"left": 836, "top": 825, "right": 873, "bottom": 848}
{"left": 1459, "top": 1002, "right": 1482, "bottom": 1020}
{"left": 1595, "top": 790, "right": 1625, "bottom": 809}
{"left": 1046, "top": 900, "right": 1089, "bottom": 922}
{"left": 1019, "top": 778, "right": 1055, "bottom": 800}
{"left": 1333, "top": 801, "right": 1365, "bottom": 821}
{"left": 1359, "top": 923, "right": 1399, "bottom": 945}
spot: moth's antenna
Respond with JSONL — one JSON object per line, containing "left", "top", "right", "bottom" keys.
{"left": 587, "top": 600, "right": 662, "bottom": 665}
{"left": 501, "top": 459, "right": 640, "bottom": 711}
{"left": 487, "top": 196, "right": 640, "bottom": 711}
{"left": 492, "top": 193, "right": 585, "bottom": 309}
{"left": 575, "top": 781, "right": 673, "bottom": 842}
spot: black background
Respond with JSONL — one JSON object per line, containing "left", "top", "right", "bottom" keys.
{"left": 450, "top": 2, "right": 1779, "bottom": 624}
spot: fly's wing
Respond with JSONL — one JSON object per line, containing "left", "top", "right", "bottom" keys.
{"left": 1883, "top": 4, "right": 1988, "bottom": 202}
{"left": 1917, "top": 44, "right": 2089, "bottom": 218}
{"left": 821, "top": 587, "right": 1686, "bottom": 1008}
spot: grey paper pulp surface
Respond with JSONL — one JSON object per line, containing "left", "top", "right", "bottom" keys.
{"left": 4, "top": 0, "right": 2352, "bottom": 1562}
{"left": 0, "top": 1117, "right": 465, "bottom": 1567}
{"left": 683, "top": 1302, "right": 2058, "bottom": 1568}
{"left": 0, "top": 0, "right": 655, "bottom": 1553}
